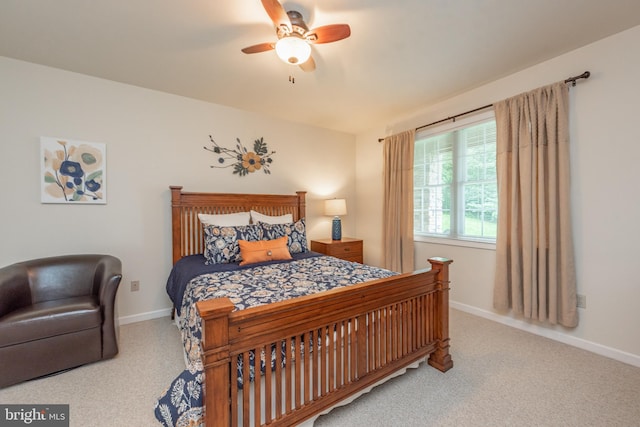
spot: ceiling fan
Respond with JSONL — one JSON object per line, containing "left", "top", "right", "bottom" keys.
{"left": 241, "top": 0, "right": 351, "bottom": 72}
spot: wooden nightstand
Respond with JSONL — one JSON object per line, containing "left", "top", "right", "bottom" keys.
{"left": 310, "top": 238, "right": 363, "bottom": 263}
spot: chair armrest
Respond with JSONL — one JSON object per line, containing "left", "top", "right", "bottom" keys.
{"left": 93, "top": 255, "right": 122, "bottom": 358}
{"left": 0, "top": 264, "right": 31, "bottom": 318}
{"left": 94, "top": 255, "right": 122, "bottom": 306}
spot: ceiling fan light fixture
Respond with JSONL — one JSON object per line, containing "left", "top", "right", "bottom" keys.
{"left": 275, "top": 36, "right": 311, "bottom": 65}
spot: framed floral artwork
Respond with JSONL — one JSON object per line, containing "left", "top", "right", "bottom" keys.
{"left": 40, "top": 137, "right": 107, "bottom": 204}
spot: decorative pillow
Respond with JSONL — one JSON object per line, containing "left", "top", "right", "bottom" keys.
{"left": 203, "top": 224, "right": 262, "bottom": 264}
{"left": 238, "top": 236, "right": 292, "bottom": 266}
{"left": 259, "top": 218, "right": 308, "bottom": 254}
{"left": 198, "top": 211, "right": 250, "bottom": 226}
{"left": 250, "top": 210, "right": 293, "bottom": 225}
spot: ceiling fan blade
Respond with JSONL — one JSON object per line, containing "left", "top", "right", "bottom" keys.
{"left": 299, "top": 55, "right": 316, "bottom": 72}
{"left": 261, "top": 0, "right": 290, "bottom": 30}
{"left": 306, "top": 24, "right": 351, "bottom": 44}
{"left": 241, "top": 42, "right": 275, "bottom": 54}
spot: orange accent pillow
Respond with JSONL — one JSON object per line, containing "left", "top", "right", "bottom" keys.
{"left": 238, "top": 236, "right": 292, "bottom": 266}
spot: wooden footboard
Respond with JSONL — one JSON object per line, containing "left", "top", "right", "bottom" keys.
{"left": 197, "top": 257, "right": 453, "bottom": 427}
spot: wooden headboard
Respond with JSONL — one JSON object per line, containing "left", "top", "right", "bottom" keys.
{"left": 170, "top": 186, "right": 307, "bottom": 264}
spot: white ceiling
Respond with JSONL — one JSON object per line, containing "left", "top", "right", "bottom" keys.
{"left": 2, "top": 0, "right": 640, "bottom": 134}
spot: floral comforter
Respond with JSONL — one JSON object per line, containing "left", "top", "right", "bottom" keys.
{"left": 154, "top": 254, "right": 396, "bottom": 427}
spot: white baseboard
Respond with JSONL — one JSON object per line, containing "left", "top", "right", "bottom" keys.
{"left": 450, "top": 301, "right": 640, "bottom": 368}
{"left": 118, "top": 308, "right": 172, "bottom": 325}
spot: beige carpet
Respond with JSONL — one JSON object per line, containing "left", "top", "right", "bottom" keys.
{"left": 1, "top": 309, "right": 639, "bottom": 426}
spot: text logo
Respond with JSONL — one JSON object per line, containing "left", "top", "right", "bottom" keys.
{"left": 0, "top": 405, "right": 69, "bottom": 426}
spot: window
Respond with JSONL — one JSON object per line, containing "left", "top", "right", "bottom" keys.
{"left": 414, "top": 111, "right": 497, "bottom": 242}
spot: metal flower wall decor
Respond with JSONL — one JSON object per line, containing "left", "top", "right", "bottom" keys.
{"left": 204, "top": 135, "right": 275, "bottom": 176}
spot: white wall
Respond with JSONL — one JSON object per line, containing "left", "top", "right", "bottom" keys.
{"left": 355, "top": 26, "right": 640, "bottom": 365}
{"left": 0, "top": 57, "right": 356, "bottom": 323}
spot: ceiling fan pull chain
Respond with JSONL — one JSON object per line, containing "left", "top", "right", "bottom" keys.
{"left": 289, "top": 75, "right": 295, "bottom": 84}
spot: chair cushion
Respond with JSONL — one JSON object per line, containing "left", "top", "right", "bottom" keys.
{"left": 0, "top": 296, "right": 100, "bottom": 348}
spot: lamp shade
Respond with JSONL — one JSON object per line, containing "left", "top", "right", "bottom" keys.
{"left": 275, "top": 36, "right": 311, "bottom": 65}
{"left": 324, "top": 198, "right": 347, "bottom": 217}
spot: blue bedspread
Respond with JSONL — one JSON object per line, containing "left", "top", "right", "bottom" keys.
{"left": 165, "top": 251, "right": 322, "bottom": 316}
{"left": 155, "top": 255, "right": 396, "bottom": 427}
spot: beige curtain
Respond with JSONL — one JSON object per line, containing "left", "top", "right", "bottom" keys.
{"left": 382, "top": 130, "right": 415, "bottom": 273}
{"left": 493, "top": 82, "right": 578, "bottom": 327}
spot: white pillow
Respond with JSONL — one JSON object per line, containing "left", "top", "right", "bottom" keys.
{"left": 250, "top": 210, "right": 293, "bottom": 225}
{"left": 198, "top": 212, "right": 250, "bottom": 226}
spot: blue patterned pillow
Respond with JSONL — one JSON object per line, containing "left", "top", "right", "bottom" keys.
{"left": 203, "top": 224, "right": 263, "bottom": 264}
{"left": 259, "top": 218, "right": 308, "bottom": 254}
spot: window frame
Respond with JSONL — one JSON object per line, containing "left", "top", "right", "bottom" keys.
{"left": 413, "top": 110, "right": 497, "bottom": 248}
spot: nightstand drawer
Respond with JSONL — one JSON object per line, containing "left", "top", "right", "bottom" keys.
{"left": 339, "top": 254, "right": 364, "bottom": 263}
{"left": 324, "top": 242, "right": 362, "bottom": 257}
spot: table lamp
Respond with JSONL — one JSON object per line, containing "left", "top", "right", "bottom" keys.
{"left": 324, "top": 198, "right": 347, "bottom": 240}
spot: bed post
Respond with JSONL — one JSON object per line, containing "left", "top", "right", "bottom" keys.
{"left": 296, "top": 191, "right": 306, "bottom": 220}
{"left": 196, "top": 298, "right": 235, "bottom": 427}
{"left": 426, "top": 257, "right": 454, "bottom": 372}
{"left": 170, "top": 186, "right": 184, "bottom": 265}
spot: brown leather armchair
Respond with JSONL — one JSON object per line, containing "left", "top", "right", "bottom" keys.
{"left": 0, "top": 254, "right": 122, "bottom": 388}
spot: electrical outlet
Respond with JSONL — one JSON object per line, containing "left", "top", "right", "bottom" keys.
{"left": 577, "top": 294, "right": 586, "bottom": 309}
{"left": 130, "top": 280, "right": 140, "bottom": 292}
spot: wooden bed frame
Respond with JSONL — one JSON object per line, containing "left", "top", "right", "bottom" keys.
{"left": 170, "top": 186, "right": 453, "bottom": 426}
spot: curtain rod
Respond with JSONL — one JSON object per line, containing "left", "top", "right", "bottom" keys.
{"left": 378, "top": 71, "right": 591, "bottom": 142}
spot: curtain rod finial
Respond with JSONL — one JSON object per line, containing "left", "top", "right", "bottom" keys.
{"left": 566, "top": 70, "right": 591, "bottom": 86}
